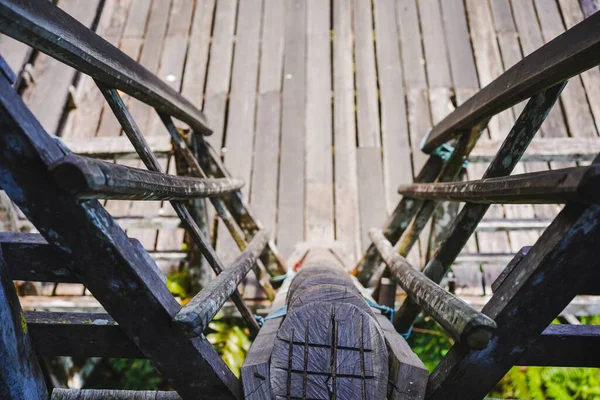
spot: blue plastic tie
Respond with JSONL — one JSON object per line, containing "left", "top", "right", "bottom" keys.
{"left": 255, "top": 305, "right": 288, "bottom": 327}
{"left": 400, "top": 325, "right": 413, "bottom": 340}
{"left": 364, "top": 298, "right": 396, "bottom": 322}
{"left": 431, "top": 143, "right": 469, "bottom": 168}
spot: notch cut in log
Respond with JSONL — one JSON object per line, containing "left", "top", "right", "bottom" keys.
{"left": 370, "top": 229, "right": 496, "bottom": 349}
{"left": 50, "top": 154, "right": 244, "bottom": 200}
{"left": 398, "top": 165, "right": 600, "bottom": 205}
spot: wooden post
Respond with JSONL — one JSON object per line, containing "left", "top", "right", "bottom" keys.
{"left": 0, "top": 248, "right": 48, "bottom": 399}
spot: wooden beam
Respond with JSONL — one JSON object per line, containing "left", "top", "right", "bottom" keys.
{"left": 519, "top": 324, "right": 600, "bottom": 367}
{"left": 51, "top": 389, "right": 181, "bottom": 400}
{"left": 61, "top": 135, "right": 172, "bottom": 159}
{"left": 26, "top": 311, "right": 143, "bottom": 358}
{"left": 0, "top": 0, "right": 212, "bottom": 135}
{"left": 471, "top": 137, "right": 600, "bottom": 163}
{"left": 50, "top": 154, "right": 244, "bottom": 201}
{"left": 174, "top": 230, "right": 269, "bottom": 338}
{"left": 398, "top": 165, "right": 600, "bottom": 204}
{"left": 476, "top": 219, "right": 551, "bottom": 231}
{"left": 0, "top": 75, "right": 241, "bottom": 399}
{"left": 370, "top": 229, "right": 496, "bottom": 349}
{"left": 421, "top": 12, "right": 600, "bottom": 152}
{"left": 0, "top": 248, "right": 48, "bottom": 399}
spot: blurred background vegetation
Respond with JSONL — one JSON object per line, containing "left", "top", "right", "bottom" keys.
{"left": 78, "top": 270, "right": 600, "bottom": 399}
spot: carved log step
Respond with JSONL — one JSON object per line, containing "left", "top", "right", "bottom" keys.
{"left": 287, "top": 273, "right": 358, "bottom": 307}
{"left": 288, "top": 283, "right": 376, "bottom": 318}
{"left": 270, "top": 301, "right": 389, "bottom": 399}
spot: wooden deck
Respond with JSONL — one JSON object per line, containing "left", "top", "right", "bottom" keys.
{"left": 2, "top": 0, "right": 600, "bottom": 303}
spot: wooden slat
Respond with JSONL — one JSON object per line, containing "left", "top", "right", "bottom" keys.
{"left": 223, "top": 0, "right": 261, "bottom": 196}
{"left": 357, "top": 147, "right": 387, "bottom": 250}
{"left": 374, "top": 0, "right": 412, "bottom": 211}
{"left": 398, "top": 165, "right": 600, "bottom": 205}
{"left": 51, "top": 389, "right": 181, "bottom": 400}
{"left": 0, "top": 247, "right": 48, "bottom": 399}
{"left": 277, "top": 0, "right": 307, "bottom": 257}
{"left": 250, "top": 0, "right": 284, "bottom": 240}
{"left": 202, "top": 0, "right": 237, "bottom": 150}
{"left": 305, "top": 0, "right": 334, "bottom": 241}
{"left": 421, "top": 9, "right": 600, "bottom": 152}
{"left": 419, "top": 0, "right": 452, "bottom": 89}
{"left": 353, "top": 0, "right": 381, "bottom": 147}
{"left": 332, "top": 0, "right": 360, "bottom": 260}
{"left": 19, "top": 0, "right": 101, "bottom": 135}
{"left": 62, "top": 135, "right": 171, "bottom": 159}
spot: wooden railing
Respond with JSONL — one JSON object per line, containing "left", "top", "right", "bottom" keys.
{"left": 0, "top": 0, "right": 286, "bottom": 398}
{"left": 354, "top": 9, "right": 600, "bottom": 400}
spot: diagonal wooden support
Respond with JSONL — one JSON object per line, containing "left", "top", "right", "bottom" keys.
{"left": 0, "top": 76, "right": 241, "bottom": 399}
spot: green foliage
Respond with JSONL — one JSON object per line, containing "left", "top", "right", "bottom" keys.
{"left": 166, "top": 268, "right": 191, "bottom": 299}
{"left": 407, "top": 316, "right": 453, "bottom": 372}
{"left": 107, "top": 359, "right": 163, "bottom": 390}
{"left": 206, "top": 314, "right": 252, "bottom": 377}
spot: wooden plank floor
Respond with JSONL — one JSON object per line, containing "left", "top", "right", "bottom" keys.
{"left": 2, "top": 0, "right": 600, "bottom": 301}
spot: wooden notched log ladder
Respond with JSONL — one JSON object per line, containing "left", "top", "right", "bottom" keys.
{"left": 0, "top": 0, "right": 599, "bottom": 399}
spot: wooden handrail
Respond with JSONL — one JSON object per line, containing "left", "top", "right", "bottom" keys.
{"left": 50, "top": 154, "right": 244, "bottom": 200}
{"left": 0, "top": 0, "right": 211, "bottom": 135}
{"left": 398, "top": 165, "right": 600, "bottom": 205}
{"left": 421, "top": 12, "right": 600, "bottom": 153}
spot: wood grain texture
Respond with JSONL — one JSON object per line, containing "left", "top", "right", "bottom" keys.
{"left": 356, "top": 147, "right": 387, "bottom": 251}
{"left": 270, "top": 302, "right": 389, "bottom": 400}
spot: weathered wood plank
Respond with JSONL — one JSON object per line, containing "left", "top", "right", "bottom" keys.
{"left": 418, "top": 0, "right": 452, "bottom": 89}
{"left": 471, "top": 137, "right": 600, "bottom": 162}
{"left": 51, "top": 389, "right": 181, "bottom": 400}
{"left": 421, "top": 5, "right": 600, "bottom": 152}
{"left": 250, "top": 0, "right": 285, "bottom": 242}
{"left": 0, "top": 248, "right": 48, "bottom": 400}
{"left": 357, "top": 147, "right": 387, "bottom": 250}
{"left": 277, "top": 0, "right": 307, "bottom": 257}
{"left": 333, "top": 0, "right": 360, "bottom": 260}
{"left": 354, "top": 0, "right": 381, "bottom": 147}
{"left": 305, "top": 0, "right": 334, "bottom": 241}
{"left": 203, "top": 0, "right": 237, "bottom": 150}
{"left": 374, "top": 0, "right": 412, "bottom": 211}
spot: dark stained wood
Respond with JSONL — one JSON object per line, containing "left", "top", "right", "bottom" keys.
{"left": 270, "top": 302, "right": 389, "bottom": 399}
{"left": 491, "top": 247, "right": 531, "bottom": 293}
{"left": 51, "top": 153, "right": 244, "bottom": 200}
{"left": 174, "top": 230, "right": 269, "bottom": 338}
{"left": 51, "top": 389, "right": 182, "bottom": 400}
{"left": 427, "top": 202, "right": 600, "bottom": 399}
{"left": 376, "top": 314, "right": 428, "bottom": 400}
{"left": 393, "top": 84, "right": 565, "bottom": 334}
{"left": 26, "top": 311, "right": 143, "bottom": 358}
{"left": 421, "top": 11, "right": 600, "bottom": 152}
{"left": 518, "top": 324, "right": 600, "bottom": 367}
{"left": 0, "top": 248, "right": 48, "bottom": 400}
{"left": 0, "top": 76, "right": 240, "bottom": 399}
{"left": 0, "top": 0, "right": 211, "bottom": 135}
{"left": 370, "top": 229, "right": 496, "bottom": 349}
{"left": 277, "top": 0, "right": 307, "bottom": 258}
{"left": 398, "top": 165, "right": 600, "bottom": 205}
